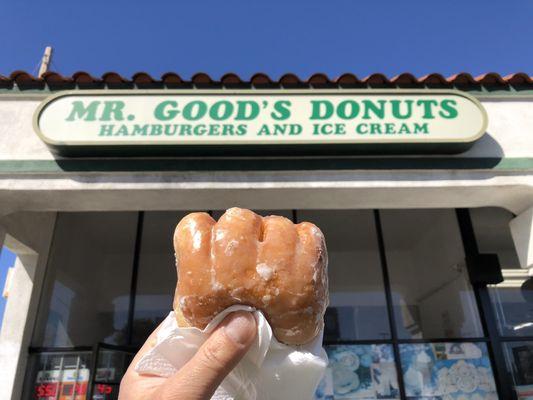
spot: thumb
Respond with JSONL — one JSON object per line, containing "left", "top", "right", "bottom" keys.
{"left": 155, "top": 311, "right": 257, "bottom": 400}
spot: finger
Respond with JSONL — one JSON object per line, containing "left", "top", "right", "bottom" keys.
{"left": 154, "top": 311, "right": 256, "bottom": 400}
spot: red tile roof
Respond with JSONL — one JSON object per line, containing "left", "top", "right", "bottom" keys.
{"left": 0, "top": 71, "right": 531, "bottom": 90}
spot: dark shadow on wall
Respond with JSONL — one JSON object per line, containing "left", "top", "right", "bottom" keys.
{"left": 51, "top": 131, "right": 504, "bottom": 172}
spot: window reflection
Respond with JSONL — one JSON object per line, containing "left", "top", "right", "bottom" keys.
{"left": 381, "top": 209, "right": 483, "bottom": 339}
{"left": 489, "top": 268, "right": 533, "bottom": 337}
{"left": 132, "top": 211, "right": 189, "bottom": 346}
{"left": 299, "top": 210, "right": 391, "bottom": 341}
{"left": 32, "top": 213, "right": 137, "bottom": 347}
{"left": 470, "top": 207, "right": 533, "bottom": 337}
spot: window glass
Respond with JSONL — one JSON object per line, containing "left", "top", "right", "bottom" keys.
{"left": 399, "top": 342, "right": 497, "bottom": 399}
{"left": 381, "top": 209, "right": 483, "bottom": 339}
{"left": 33, "top": 212, "right": 137, "bottom": 347}
{"left": 132, "top": 211, "right": 189, "bottom": 345}
{"left": 298, "top": 210, "right": 391, "bottom": 341}
{"left": 315, "top": 344, "right": 399, "bottom": 400}
{"left": 502, "top": 341, "right": 533, "bottom": 399}
{"left": 489, "top": 269, "right": 533, "bottom": 337}
{"left": 470, "top": 207, "right": 533, "bottom": 337}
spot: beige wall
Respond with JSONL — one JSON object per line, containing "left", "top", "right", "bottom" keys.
{"left": 0, "top": 212, "right": 56, "bottom": 400}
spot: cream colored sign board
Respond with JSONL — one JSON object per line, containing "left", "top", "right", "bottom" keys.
{"left": 34, "top": 90, "right": 487, "bottom": 147}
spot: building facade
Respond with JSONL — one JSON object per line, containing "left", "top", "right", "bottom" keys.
{"left": 0, "top": 71, "right": 532, "bottom": 399}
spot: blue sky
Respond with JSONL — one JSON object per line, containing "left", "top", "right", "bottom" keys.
{"left": 0, "top": 0, "right": 532, "bottom": 79}
{"left": 0, "top": 247, "right": 16, "bottom": 328}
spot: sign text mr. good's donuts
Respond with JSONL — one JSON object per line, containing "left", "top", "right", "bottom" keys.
{"left": 34, "top": 90, "right": 488, "bottom": 155}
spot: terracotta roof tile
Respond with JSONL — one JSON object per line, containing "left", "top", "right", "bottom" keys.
{"left": 220, "top": 73, "right": 240, "bottom": 84}
{"left": 391, "top": 73, "right": 421, "bottom": 88}
{"left": 448, "top": 73, "right": 479, "bottom": 87}
{"left": 161, "top": 72, "right": 189, "bottom": 88}
{"left": 250, "top": 73, "right": 276, "bottom": 88}
{"left": 191, "top": 72, "right": 216, "bottom": 88}
{"left": 336, "top": 73, "right": 364, "bottom": 87}
{"left": 72, "top": 71, "right": 100, "bottom": 84}
{"left": 0, "top": 71, "right": 531, "bottom": 90}
{"left": 10, "top": 70, "right": 45, "bottom": 89}
{"left": 101, "top": 72, "right": 133, "bottom": 89}
{"left": 41, "top": 72, "right": 74, "bottom": 90}
{"left": 504, "top": 72, "right": 532, "bottom": 86}
{"left": 419, "top": 73, "right": 451, "bottom": 88}
{"left": 476, "top": 72, "right": 507, "bottom": 86}
{"left": 308, "top": 73, "right": 335, "bottom": 88}
{"left": 364, "top": 73, "right": 392, "bottom": 87}
{"left": 279, "top": 73, "right": 305, "bottom": 87}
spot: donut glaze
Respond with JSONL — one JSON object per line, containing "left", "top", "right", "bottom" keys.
{"left": 173, "top": 208, "right": 329, "bottom": 345}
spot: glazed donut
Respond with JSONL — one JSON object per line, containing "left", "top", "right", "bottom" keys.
{"left": 173, "top": 207, "right": 328, "bottom": 345}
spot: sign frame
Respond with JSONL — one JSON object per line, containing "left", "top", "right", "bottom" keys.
{"left": 33, "top": 89, "right": 489, "bottom": 157}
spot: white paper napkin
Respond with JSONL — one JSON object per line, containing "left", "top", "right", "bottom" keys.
{"left": 135, "top": 305, "right": 328, "bottom": 400}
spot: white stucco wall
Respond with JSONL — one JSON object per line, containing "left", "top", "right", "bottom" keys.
{"left": 0, "top": 93, "right": 531, "bottom": 216}
{"left": 1, "top": 94, "right": 532, "bottom": 160}
{"left": 0, "top": 212, "right": 56, "bottom": 400}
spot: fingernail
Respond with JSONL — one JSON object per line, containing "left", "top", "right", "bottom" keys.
{"left": 224, "top": 312, "right": 256, "bottom": 345}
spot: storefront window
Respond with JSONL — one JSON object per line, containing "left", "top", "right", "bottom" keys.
{"left": 132, "top": 211, "right": 189, "bottom": 346}
{"left": 381, "top": 209, "right": 483, "bottom": 339}
{"left": 33, "top": 212, "right": 138, "bottom": 347}
{"left": 399, "top": 342, "right": 497, "bottom": 399}
{"left": 29, "top": 208, "right": 518, "bottom": 399}
{"left": 299, "top": 210, "right": 391, "bottom": 341}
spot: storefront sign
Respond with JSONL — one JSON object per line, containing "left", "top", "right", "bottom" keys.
{"left": 34, "top": 90, "right": 488, "bottom": 156}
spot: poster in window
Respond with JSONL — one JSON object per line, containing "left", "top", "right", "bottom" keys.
{"left": 400, "top": 342, "right": 497, "bottom": 399}
{"left": 314, "top": 344, "right": 399, "bottom": 399}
